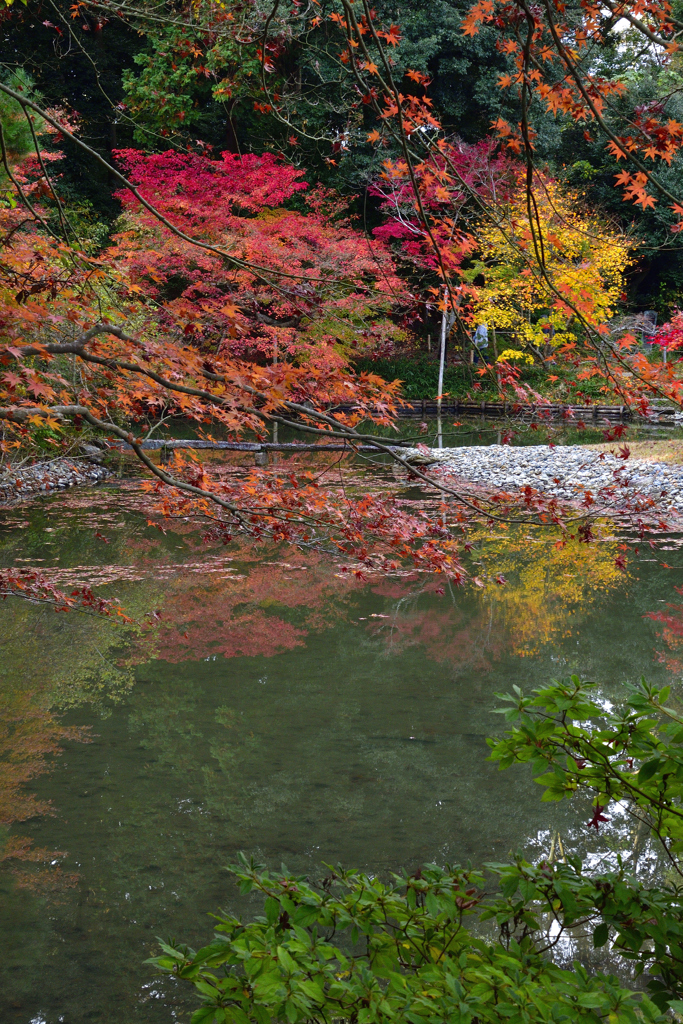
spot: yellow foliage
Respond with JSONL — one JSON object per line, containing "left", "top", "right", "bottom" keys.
{"left": 472, "top": 175, "right": 633, "bottom": 353}
{"left": 496, "top": 348, "right": 534, "bottom": 364}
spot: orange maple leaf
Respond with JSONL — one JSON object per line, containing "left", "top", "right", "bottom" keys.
{"left": 633, "top": 191, "right": 656, "bottom": 210}
{"left": 607, "top": 140, "right": 627, "bottom": 160}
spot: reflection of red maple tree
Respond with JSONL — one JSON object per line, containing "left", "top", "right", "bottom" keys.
{"left": 153, "top": 603, "right": 307, "bottom": 663}
{"left": 364, "top": 605, "right": 505, "bottom": 672}
{"left": 647, "top": 602, "right": 683, "bottom": 674}
{"left": 139, "top": 552, "right": 357, "bottom": 663}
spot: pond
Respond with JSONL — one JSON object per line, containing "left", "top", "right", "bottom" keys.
{"left": 0, "top": 462, "right": 682, "bottom": 1023}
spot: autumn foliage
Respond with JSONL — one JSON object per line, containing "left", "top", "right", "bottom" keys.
{"left": 111, "top": 147, "right": 411, "bottom": 362}
{"left": 0, "top": 154, "right": 470, "bottom": 583}
{"left": 470, "top": 173, "right": 632, "bottom": 360}
{"left": 2, "top": 0, "right": 683, "bottom": 592}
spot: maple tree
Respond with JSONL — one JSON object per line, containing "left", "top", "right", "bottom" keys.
{"left": 651, "top": 308, "right": 683, "bottom": 355}
{"left": 4, "top": 77, "right": 644, "bottom": 590}
{"left": 110, "top": 146, "right": 411, "bottom": 361}
{"left": 0, "top": 104, "right": 478, "bottom": 585}
{"left": 6, "top": 10, "right": 683, "bottom": 1018}
{"left": 1, "top": 0, "right": 683, "bottom": 595}
{"left": 370, "top": 138, "right": 512, "bottom": 279}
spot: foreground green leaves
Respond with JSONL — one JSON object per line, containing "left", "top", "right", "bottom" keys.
{"left": 148, "top": 859, "right": 665, "bottom": 1023}
{"left": 149, "top": 675, "right": 683, "bottom": 1023}
{"left": 487, "top": 675, "right": 683, "bottom": 1006}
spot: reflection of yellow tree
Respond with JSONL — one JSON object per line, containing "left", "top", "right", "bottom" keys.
{"left": 355, "top": 534, "right": 628, "bottom": 668}
{"left": 479, "top": 530, "right": 627, "bottom": 657}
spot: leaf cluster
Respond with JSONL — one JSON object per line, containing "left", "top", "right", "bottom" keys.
{"left": 149, "top": 854, "right": 666, "bottom": 1024}
{"left": 489, "top": 675, "right": 683, "bottom": 1004}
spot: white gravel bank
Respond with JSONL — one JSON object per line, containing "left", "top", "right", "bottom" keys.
{"left": 404, "top": 444, "right": 683, "bottom": 513}
{"left": 0, "top": 457, "right": 110, "bottom": 505}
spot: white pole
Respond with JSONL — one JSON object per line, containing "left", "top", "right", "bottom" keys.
{"left": 437, "top": 288, "right": 448, "bottom": 449}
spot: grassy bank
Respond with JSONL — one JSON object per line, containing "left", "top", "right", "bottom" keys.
{"left": 352, "top": 356, "right": 622, "bottom": 403}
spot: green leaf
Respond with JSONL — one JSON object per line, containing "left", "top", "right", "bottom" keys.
{"left": 277, "top": 946, "right": 298, "bottom": 974}
{"left": 576, "top": 992, "right": 608, "bottom": 1008}
{"left": 191, "top": 1008, "right": 221, "bottom": 1024}
{"left": 593, "top": 923, "right": 609, "bottom": 948}
{"left": 638, "top": 759, "right": 662, "bottom": 782}
{"left": 297, "top": 979, "right": 324, "bottom": 1003}
{"left": 425, "top": 892, "right": 439, "bottom": 918}
{"left": 265, "top": 897, "right": 280, "bottom": 925}
{"left": 291, "top": 904, "right": 320, "bottom": 928}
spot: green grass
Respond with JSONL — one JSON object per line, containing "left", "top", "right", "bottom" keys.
{"left": 352, "top": 356, "right": 617, "bottom": 402}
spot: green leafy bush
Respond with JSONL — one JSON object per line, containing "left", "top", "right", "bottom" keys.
{"left": 149, "top": 676, "right": 683, "bottom": 1023}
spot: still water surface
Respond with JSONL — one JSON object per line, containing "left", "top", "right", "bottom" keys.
{"left": 0, "top": 471, "right": 681, "bottom": 1023}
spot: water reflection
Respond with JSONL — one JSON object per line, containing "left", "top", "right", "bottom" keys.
{"left": 0, "top": 485, "right": 680, "bottom": 1022}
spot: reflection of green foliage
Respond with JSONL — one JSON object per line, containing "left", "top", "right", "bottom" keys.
{"left": 0, "top": 498, "right": 169, "bottom": 711}
{"left": 0, "top": 594, "right": 143, "bottom": 713}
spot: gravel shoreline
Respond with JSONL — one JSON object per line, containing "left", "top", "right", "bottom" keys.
{"left": 403, "top": 444, "right": 683, "bottom": 513}
{"left": 0, "top": 457, "right": 110, "bottom": 505}
{"left": 2, "top": 446, "right": 682, "bottom": 515}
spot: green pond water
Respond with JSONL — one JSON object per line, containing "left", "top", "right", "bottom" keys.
{"left": 0, "top": 468, "right": 682, "bottom": 1023}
